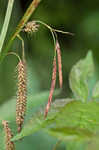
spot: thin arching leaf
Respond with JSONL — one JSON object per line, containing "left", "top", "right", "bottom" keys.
{"left": 0, "top": 0, "right": 14, "bottom": 53}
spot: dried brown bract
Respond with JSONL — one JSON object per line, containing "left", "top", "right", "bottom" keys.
{"left": 2, "top": 120, "right": 15, "bottom": 150}
{"left": 56, "top": 40, "right": 63, "bottom": 88}
{"left": 16, "top": 60, "right": 27, "bottom": 132}
{"left": 23, "top": 21, "right": 39, "bottom": 33}
{"left": 44, "top": 55, "right": 57, "bottom": 118}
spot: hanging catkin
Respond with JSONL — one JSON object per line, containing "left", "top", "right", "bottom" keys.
{"left": 56, "top": 40, "right": 63, "bottom": 88}
{"left": 44, "top": 55, "right": 57, "bottom": 118}
{"left": 2, "top": 120, "right": 15, "bottom": 150}
{"left": 16, "top": 60, "right": 27, "bottom": 132}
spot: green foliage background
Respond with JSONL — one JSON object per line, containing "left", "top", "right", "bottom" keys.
{"left": 0, "top": 0, "right": 99, "bottom": 150}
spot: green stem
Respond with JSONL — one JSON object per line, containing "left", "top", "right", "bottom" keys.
{"left": 17, "top": 34, "right": 25, "bottom": 61}
{"left": 0, "top": 0, "right": 42, "bottom": 64}
{"left": 12, "top": 0, "right": 41, "bottom": 39}
{"left": 0, "top": 0, "right": 14, "bottom": 53}
{"left": 35, "top": 20, "right": 56, "bottom": 46}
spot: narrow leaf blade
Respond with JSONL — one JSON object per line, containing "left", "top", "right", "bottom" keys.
{"left": 0, "top": 0, "right": 14, "bottom": 53}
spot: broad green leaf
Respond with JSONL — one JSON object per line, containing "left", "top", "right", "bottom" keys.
{"left": 48, "top": 127, "right": 93, "bottom": 141}
{"left": 65, "top": 141, "right": 87, "bottom": 150}
{"left": 46, "top": 101, "right": 99, "bottom": 141}
{"left": 0, "top": 0, "right": 42, "bottom": 64}
{"left": 11, "top": 98, "right": 72, "bottom": 141}
{"left": 86, "top": 134, "right": 99, "bottom": 150}
{"left": 92, "top": 81, "right": 99, "bottom": 100}
{"left": 12, "top": 100, "right": 99, "bottom": 142}
{"left": 69, "top": 51, "right": 94, "bottom": 102}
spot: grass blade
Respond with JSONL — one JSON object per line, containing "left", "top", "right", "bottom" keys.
{"left": 0, "top": 0, "right": 14, "bottom": 53}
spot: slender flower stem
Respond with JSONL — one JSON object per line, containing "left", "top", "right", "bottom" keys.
{"left": 17, "top": 34, "right": 25, "bottom": 61}
{"left": 35, "top": 20, "right": 56, "bottom": 47}
{"left": 7, "top": 52, "right": 21, "bottom": 62}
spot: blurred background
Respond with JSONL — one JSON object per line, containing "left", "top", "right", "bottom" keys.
{"left": 0, "top": 0, "right": 99, "bottom": 149}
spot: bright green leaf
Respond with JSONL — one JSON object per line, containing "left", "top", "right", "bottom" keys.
{"left": 69, "top": 51, "right": 94, "bottom": 102}
{"left": 48, "top": 127, "right": 93, "bottom": 141}
{"left": 92, "top": 81, "right": 99, "bottom": 100}
{"left": 12, "top": 98, "right": 72, "bottom": 141}
{"left": 65, "top": 141, "right": 87, "bottom": 150}
{"left": 12, "top": 100, "right": 99, "bottom": 142}
{"left": 86, "top": 134, "right": 99, "bottom": 150}
{"left": 46, "top": 101, "right": 99, "bottom": 141}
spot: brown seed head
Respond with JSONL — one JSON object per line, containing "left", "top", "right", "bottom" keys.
{"left": 56, "top": 40, "right": 63, "bottom": 88}
{"left": 2, "top": 120, "right": 15, "bottom": 150}
{"left": 44, "top": 55, "right": 57, "bottom": 118}
{"left": 16, "top": 60, "right": 27, "bottom": 132}
{"left": 23, "top": 21, "right": 39, "bottom": 33}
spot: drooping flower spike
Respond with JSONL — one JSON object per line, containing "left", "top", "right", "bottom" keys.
{"left": 16, "top": 59, "right": 27, "bottom": 132}
{"left": 56, "top": 40, "right": 63, "bottom": 88}
{"left": 2, "top": 120, "right": 15, "bottom": 150}
{"left": 44, "top": 54, "right": 57, "bottom": 118}
{"left": 16, "top": 35, "right": 27, "bottom": 132}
